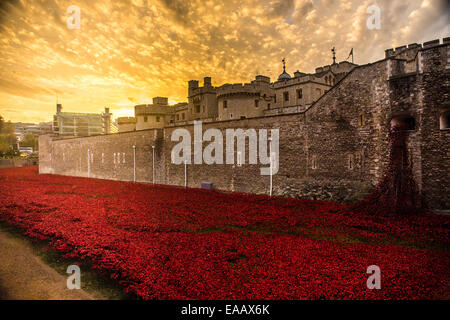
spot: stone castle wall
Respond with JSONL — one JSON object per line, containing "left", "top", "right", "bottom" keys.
{"left": 39, "top": 41, "right": 450, "bottom": 210}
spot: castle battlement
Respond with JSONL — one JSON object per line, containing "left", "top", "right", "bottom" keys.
{"left": 188, "top": 77, "right": 216, "bottom": 97}
{"left": 216, "top": 76, "right": 272, "bottom": 97}
{"left": 385, "top": 38, "right": 450, "bottom": 59}
{"left": 216, "top": 83, "right": 260, "bottom": 97}
{"left": 116, "top": 117, "right": 136, "bottom": 124}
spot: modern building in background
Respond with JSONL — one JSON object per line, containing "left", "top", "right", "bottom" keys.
{"left": 52, "top": 104, "right": 112, "bottom": 137}
{"left": 14, "top": 121, "right": 52, "bottom": 141}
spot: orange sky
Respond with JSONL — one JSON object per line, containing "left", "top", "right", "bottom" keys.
{"left": 0, "top": 0, "right": 448, "bottom": 123}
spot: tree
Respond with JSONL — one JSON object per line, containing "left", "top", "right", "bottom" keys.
{"left": 0, "top": 137, "right": 10, "bottom": 155}
{"left": 20, "top": 132, "right": 38, "bottom": 150}
{"left": 0, "top": 114, "right": 18, "bottom": 157}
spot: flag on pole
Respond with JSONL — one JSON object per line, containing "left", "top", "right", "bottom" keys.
{"left": 347, "top": 48, "right": 354, "bottom": 63}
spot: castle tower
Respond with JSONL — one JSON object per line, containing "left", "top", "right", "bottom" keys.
{"left": 188, "top": 80, "right": 199, "bottom": 97}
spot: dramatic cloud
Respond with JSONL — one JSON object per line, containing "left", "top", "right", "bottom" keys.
{"left": 0, "top": 0, "right": 448, "bottom": 123}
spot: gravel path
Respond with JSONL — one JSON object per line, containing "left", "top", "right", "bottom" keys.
{"left": 0, "top": 227, "right": 96, "bottom": 300}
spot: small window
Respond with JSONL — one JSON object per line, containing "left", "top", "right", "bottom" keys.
{"left": 316, "top": 88, "right": 322, "bottom": 96}
{"left": 283, "top": 92, "right": 289, "bottom": 101}
{"left": 122, "top": 153, "right": 125, "bottom": 163}
{"left": 113, "top": 153, "right": 116, "bottom": 164}
{"left": 223, "top": 100, "right": 227, "bottom": 109}
{"left": 144, "top": 116, "right": 148, "bottom": 122}
{"left": 156, "top": 116, "right": 160, "bottom": 122}
{"left": 101, "top": 153, "right": 104, "bottom": 163}
{"left": 297, "top": 89, "right": 303, "bottom": 99}
{"left": 355, "top": 151, "right": 363, "bottom": 167}
{"left": 230, "top": 113, "right": 233, "bottom": 119}
{"left": 311, "top": 155, "right": 317, "bottom": 170}
{"left": 267, "top": 103, "right": 271, "bottom": 109}
{"left": 117, "top": 152, "right": 120, "bottom": 163}
{"left": 391, "top": 115, "right": 416, "bottom": 131}
{"left": 274, "top": 95, "right": 277, "bottom": 103}
{"left": 358, "top": 113, "right": 365, "bottom": 127}
{"left": 195, "top": 105, "right": 200, "bottom": 113}
{"left": 440, "top": 111, "right": 450, "bottom": 130}
{"left": 255, "top": 99, "right": 259, "bottom": 108}
{"left": 348, "top": 154, "right": 354, "bottom": 170}
{"left": 202, "top": 105, "right": 205, "bottom": 113}
{"left": 176, "top": 114, "right": 180, "bottom": 120}
{"left": 182, "top": 113, "right": 185, "bottom": 120}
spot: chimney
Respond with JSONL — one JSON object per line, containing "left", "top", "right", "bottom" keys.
{"left": 56, "top": 103, "right": 62, "bottom": 113}
{"left": 204, "top": 77, "right": 211, "bottom": 87}
{"left": 103, "top": 107, "right": 111, "bottom": 134}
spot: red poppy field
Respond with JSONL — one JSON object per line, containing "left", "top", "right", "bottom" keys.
{"left": 0, "top": 166, "right": 448, "bottom": 299}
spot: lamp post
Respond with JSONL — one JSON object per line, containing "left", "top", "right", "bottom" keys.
{"left": 269, "top": 137, "right": 272, "bottom": 196}
{"left": 152, "top": 145, "right": 155, "bottom": 184}
{"left": 87, "top": 148, "right": 90, "bottom": 178}
{"left": 184, "top": 160, "right": 187, "bottom": 187}
{"left": 132, "top": 145, "right": 136, "bottom": 183}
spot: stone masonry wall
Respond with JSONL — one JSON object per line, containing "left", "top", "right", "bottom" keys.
{"left": 39, "top": 42, "right": 450, "bottom": 210}
{"left": 39, "top": 129, "right": 163, "bottom": 183}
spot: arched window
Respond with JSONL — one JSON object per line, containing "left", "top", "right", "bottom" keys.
{"left": 391, "top": 115, "right": 416, "bottom": 131}
{"left": 440, "top": 110, "right": 450, "bottom": 130}
{"left": 311, "top": 155, "right": 317, "bottom": 170}
{"left": 348, "top": 154, "right": 354, "bottom": 170}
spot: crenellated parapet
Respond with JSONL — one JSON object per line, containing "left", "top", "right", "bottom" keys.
{"left": 385, "top": 38, "right": 450, "bottom": 60}
{"left": 216, "top": 75, "right": 272, "bottom": 98}
{"left": 188, "top": 77, "right": 216, "bottom": 98}
{"left": 386, "top": 38, "right": 450, "bottom": 78}
{"left": 216, "top": 83, "right": 261, "bottom": 98}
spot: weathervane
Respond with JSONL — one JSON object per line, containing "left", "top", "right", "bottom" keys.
{"left": 331, "top": 47, "right": 336, "bottom": 65}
